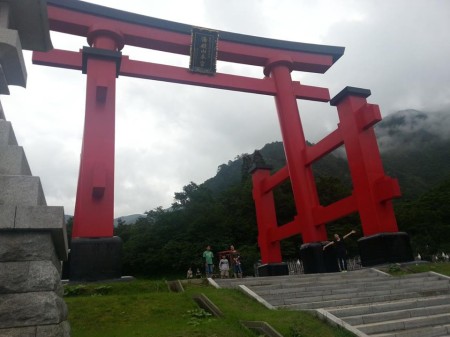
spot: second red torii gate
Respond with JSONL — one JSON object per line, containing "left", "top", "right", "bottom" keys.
{"left": 33, "top": 0, "right": 412, "bottom": 278}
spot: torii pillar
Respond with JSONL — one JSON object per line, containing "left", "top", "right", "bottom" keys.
{"left": 69, "top": 26, "right": 124, "bottom": 281}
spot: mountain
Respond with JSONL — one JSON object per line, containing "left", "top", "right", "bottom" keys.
{"left": 376, "top": 109, "right": 450, "bottom": 200}
{"left": 204, "top": 108, "right": 450, "bottom": 202}
{"left": 203, "top": 141, "right": 351, "bottom": 194}
{"left": 64, "top": 214, "right": 145, "bottom": 226}
{"left": 376, "top": 109, "right": 450, "bottom": 152}
{"left": 114, "top": 214, "right": 145, "bottom": 226}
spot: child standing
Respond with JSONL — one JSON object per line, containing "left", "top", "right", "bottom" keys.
{"left": 203, "top": 245, "right": 214, "bottom": 277}
{"left": 219, "top": 255, "right": 230, "bottom": 278}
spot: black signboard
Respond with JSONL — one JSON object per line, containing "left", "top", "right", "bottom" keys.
{"left": 189, "top": 27, "right": 219, "bottom": 75}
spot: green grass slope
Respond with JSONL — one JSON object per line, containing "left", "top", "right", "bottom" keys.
{"left": 65, "top": 279, "right": 354, "bottom": 337}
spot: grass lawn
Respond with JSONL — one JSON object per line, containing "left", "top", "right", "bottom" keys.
{"left": 65, "top": 279, "right": 354, "bottom": 337}
{"left": 65, "top": 263, "right": 450, "bottom": 337}
{"left": 382, "top": 261, "right": 450, "bottom": 276}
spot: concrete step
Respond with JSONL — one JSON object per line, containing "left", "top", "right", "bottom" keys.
{"left": 223, "top": 270, "right": 450, "bottom": 336}
{"left": 217, "top": 271, "right": 439, "bottom": 293}
{"left": 268, "top": 283, "right": 450, "bottom": 303}
{"left": 355, "top": 312, "right": 450, "bottom": 335}
{"left": 0, "top": 176, "right": 46, "bottom": 206}
{"left": 249, "top": 275, "right": 387, "bottom": 289}
{"left": 343, "top": 303, "right": 450, "bottom": 326}
{"left": 0, "top": 146, "right": 32, "bottom": 175}
{"left": 328, "top": 295, "right": 450, "bottom": 317}
{"left": 263, "top": 282, "right": 450, "bottom": 305}
{"left": 279, "top": 288, "right": 450, "bottom": 310}
{"left": 214, "top": 268, "right": 384, "bottom": 288}
{"left": 371, "top": 324, "right": 450, "bottom": 337}
{"left": 253, "top": 277, "right": 445, "bottom": 297}
{"left": 0, "top": 121, "right": 18, "bottom": 146}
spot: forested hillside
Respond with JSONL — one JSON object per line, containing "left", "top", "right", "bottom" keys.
{"left": 111, "top": 108, "right": 450, "bottom": 277}
{"left": 395, "top": 177, "right": 450, "bottom": 257}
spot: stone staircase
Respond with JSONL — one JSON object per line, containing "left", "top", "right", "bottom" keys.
{"left": 213, "top": 268, "right": 450, "bottom": 337}
{"left": 0, "top": 108, "right": 70, "bottom": 336}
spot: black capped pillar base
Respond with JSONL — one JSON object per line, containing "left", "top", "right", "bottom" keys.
{"left": 323, "top": 246, "right": 340, "bottom": 273}
{"left": 69, "top": 236, "right": 122, "bottom": 282}
{"left": 257, "top": 263, "right": 289, "bottom": 277}
{"left": 358, "top": 232, "right": 414, "bottom": 267}
{"left": 300, "top": 242, "right": 327, "bottom": 274}
{"left": 299, "top": 242, "right": 340, "bottom": 274}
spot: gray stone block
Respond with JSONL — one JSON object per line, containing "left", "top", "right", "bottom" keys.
{"left": 0, "top": 326, "right": 36, "bottom": 337}
{"left": 0, "top": 146, "right": 32, "bottom": 175}
{"left": 36, "top": 321, "right": 71, "bottom": 337}
{"left": 0, "top": 175, "right": 46, "bottom": 206}
{"left": 0, "top": 261, "right": 61, "bottom": 294}
{"left": 192, "top": 293, "right": 223, "bottom": 317}
{"left": 167, "top": 280, "right": 184, "bottom": 293}
{"left": 0, "top": 121, "right": 17, "bottom": 146}
{"left": 0, "top": 206, "right": 68, "bottom": 262}
{"left": 0, "top": 205, "right": 15, "bottom": 229}
{"left": 1, "top": 0, "right": 53, "bottom": 52}
{"left": 0, "top": 232, "right": 60, "bottom": 272}
{"left": 15, "top": 206, "right": 67, "bottom": 261}
{"left": 0, "top": 65, "right": 9, "bottom": 95}
{"left": 0, "top": 101, "right": 5, "bottom": 120}
{"left": 0, "top": 28, "right": 27, "bottom": 88}
{"left": 0, "top": 292, "right": 67, "bottom": 329}
{"left": 241, "top": 321, "right": 283, "bottom": 337}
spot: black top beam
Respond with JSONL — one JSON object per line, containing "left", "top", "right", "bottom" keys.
{"left": 47, "top": 0, "right": 345, "bottom": 63}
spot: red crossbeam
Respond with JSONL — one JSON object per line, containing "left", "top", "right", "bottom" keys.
{"left": 33, "top": 49, "right": 330, "bottom": 101}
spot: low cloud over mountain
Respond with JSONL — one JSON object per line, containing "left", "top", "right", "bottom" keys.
{"left": 376, "top": 109, "right": 450, "bottom": 152}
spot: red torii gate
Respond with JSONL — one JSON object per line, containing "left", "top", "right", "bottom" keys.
{"left": 34, "top": 0, "right": 412, "bottom": 279}
{"left": 251, "top": 87, "right": 412, "bottom": 274}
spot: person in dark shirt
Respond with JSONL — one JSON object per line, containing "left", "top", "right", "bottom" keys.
{"left": 323, "top": 230, "right": 356, "bottom": 272}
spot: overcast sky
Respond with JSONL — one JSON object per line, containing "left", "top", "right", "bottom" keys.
{"left": 2, "top": 0, "right": 449, "bottom": 217}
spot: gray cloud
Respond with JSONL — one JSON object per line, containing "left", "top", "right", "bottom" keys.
{"left": 312, "top": 0, "right": 450, "bottom": 113}
{"left": 375, "top": 108, "right": 450, "bottom": 152}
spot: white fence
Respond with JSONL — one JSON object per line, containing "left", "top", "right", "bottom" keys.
{"left": 286, "top": 256, "right": 362, "bottom": 275}
{"left": 254, "top": 256, "right": 363, "bottom": 276}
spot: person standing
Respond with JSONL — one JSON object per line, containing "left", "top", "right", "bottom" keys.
{"left": 203, "top": 245, "right": 214, "bottom": 278}
{"left": 219, "top": 255, "right": 230, "bottom": 278}
{"left": 233, "top": 255, "right": 243, "bottom": 278}
{"left": 229, "top": 246, "right": 243, "bottom": 279}
{"left": 229, "top": 244, "right": 239, "bottom": 277}
{"left": 323, "top": 230, "right": 356, "bottom": 272}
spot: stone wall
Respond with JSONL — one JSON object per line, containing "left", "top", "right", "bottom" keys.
{"left": 0, "top": 108, "right": 70, "bottom": 336}
{"left": 0, "top": 2, "right": 69, "bottom": 335}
